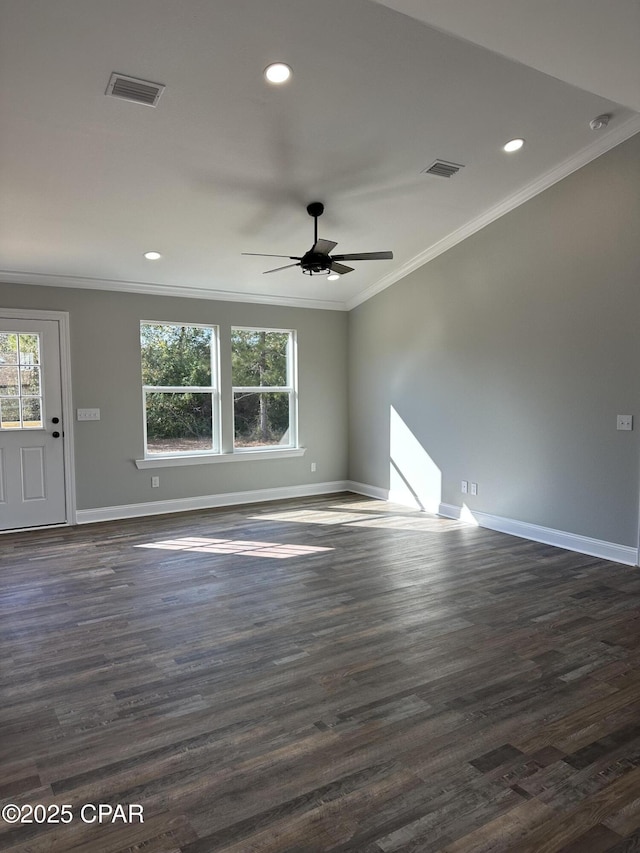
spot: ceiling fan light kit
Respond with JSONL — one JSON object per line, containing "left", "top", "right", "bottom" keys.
{"left": 242, "top": 202, "right": 393, "bottom": 279}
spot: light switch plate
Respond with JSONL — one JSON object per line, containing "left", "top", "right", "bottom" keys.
{"left": 77, "top": 408, "right": 100, "bottom": 421}
{"left": 617, "top": 415, "right": 633, "bottom": 431}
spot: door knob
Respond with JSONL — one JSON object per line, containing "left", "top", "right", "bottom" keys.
{"left": 52, "top": 431, "right": 60, "bottom": 438}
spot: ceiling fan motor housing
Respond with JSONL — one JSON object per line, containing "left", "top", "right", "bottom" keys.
{"left": 301, "top": 251, "right": 331, "bottom": 274}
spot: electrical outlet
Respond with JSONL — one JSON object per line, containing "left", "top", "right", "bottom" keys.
{"left": 471, "top": 482, "right": 478, "bottom": 496}
{"left": 311, "top": 462, "right": 317, "bottom": 472}
{"left": 151, "top": 476, "right": 160, "bottom": 488}
{"left": 461, "top": 480, "right": 468, "bottom": 494}
{"left": 617, "top": 415, "right": 633, "bottom": 431}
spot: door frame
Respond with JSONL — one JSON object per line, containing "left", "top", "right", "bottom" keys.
{"left": 0, "top": 307, "right": 76, "bottom": 529}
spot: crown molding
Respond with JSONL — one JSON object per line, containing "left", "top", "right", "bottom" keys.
{"left": 0, "top": 270, "right": 349, "bottom": 312}
{"left": 346, "top": 114, "right": 640, "bottom": 310}
{"left": 3, "top": 115, "right": 638, "bottom": 315}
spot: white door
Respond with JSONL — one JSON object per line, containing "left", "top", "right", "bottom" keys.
{"left": 0, "top": 318, "right": 67, "bottom": 530}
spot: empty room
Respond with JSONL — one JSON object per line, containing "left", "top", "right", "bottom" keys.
{"left": 2, "top": 1, "right": 640, "bottom": 851}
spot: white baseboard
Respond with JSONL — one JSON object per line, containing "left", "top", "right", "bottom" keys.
{"left": 348, "top": 483, "right": 638, "bottom": 566}
{"left": 76, "top": 480, "right": 638, "bottom": 566}
{"left": 345, "top": 480, "right": 390, "bottom": 502}
{"left": 449, "top": 505, "right": 637, "bottom": 566}
{"left": 76, "top": 480, "right": 351, "bottom": 525}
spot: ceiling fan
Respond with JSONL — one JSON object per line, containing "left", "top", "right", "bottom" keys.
{"left": 242, "top": 202, "right": 393, "bottom": 276}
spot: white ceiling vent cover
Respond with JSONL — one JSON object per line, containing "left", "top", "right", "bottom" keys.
{"left": 422, "top": 160, "right": 465, "bottom": 178}
{"left": 105, "top": 73, "right": 165, "bottom": 107}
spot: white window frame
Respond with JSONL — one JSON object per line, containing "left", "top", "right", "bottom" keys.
{"left": 140, "top": 320, "right": 221, "bottom": 459}
{"left": 231, "top": 326, "right": 298, "bottom": 453}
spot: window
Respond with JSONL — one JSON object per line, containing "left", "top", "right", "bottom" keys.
{"left": 140, "top": 322, "right": 219, "bottom": 456}
{"left": 0, "top": 332, "right": 42, "bottom": 429}
{"left": 232, "top": 328, "right": 297, "bottom": 450}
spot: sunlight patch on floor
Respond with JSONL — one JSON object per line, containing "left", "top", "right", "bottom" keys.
{"left": 345, "top": 515, "right": 466, "bottom": 532}
{"left": 249, "top": 509, "right": 373, "bottom": 525}
{"left": 135, "top": 536, "right": 333, "bottom": 559}
{"left": 251, "top": 504, "right": 467, "bottom": 534}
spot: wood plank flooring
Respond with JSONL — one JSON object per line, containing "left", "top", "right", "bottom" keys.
{"left": 1, "top": 493, "right": 640, "bottom": 852}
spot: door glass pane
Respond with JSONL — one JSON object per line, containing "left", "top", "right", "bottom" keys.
{"left": 234, "top": 392, "right": 290, "bottom": 448}
{"left": 0, "top": 333, "right": 18, "bottom": 363}
{"left": 145, "top": 391, "right": 214, "bottom": 454}
{"left": 20, "top": 366, "right": 40, "bottom": 395}
{"left": 18, "top": 334, "right": 40, "bottom": 365}
{"left": 0, "top": 398, "right": 20, "bottom": 428}
{"left": 0, "top": 366, "right": 19, "bottom": 395}
{"left": 22, "top": 397, "right": 42, "bottom": 428}
{"left": 0, "top": 332, "right": 43, "bottom": 430}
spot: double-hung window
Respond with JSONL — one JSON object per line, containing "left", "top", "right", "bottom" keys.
{"left": 141, "top": 322, "right": 220, "bottom": 457}
{"left": 231, "top": 327, "right": 297, "bottom": 450}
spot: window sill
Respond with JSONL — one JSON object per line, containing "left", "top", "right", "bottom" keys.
{"left": 135, "top": 447, "right": 306, "bottom": 469}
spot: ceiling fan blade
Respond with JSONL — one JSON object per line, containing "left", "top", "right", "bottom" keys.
{"left": 242, "top": 252, "right": 301, "bottom": 259}
{"left": 263, "top": 262, "right": 301, "bottom": 274}
{"left": 312, "top": 239, "right": 338, "bottom": 255}
{"left": 329, "top": 261, "right": 354, "bottom": 275}
{"left": 332, "top": 251, "right": 393, "bottom": 261}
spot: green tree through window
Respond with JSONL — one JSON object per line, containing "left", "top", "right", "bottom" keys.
{"left": 141, "top": 323, "right": 218, "bottom": 455}
{"left": 232, "top": 328, "right": 296, "bottom": 448}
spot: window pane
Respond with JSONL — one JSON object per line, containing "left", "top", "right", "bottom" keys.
{"left": 145, "top": 392, "right": 213, "bottom": 454}
{"left": 18, "top": 334, "right": 40, "bottom": 365}
{"left": 20, "top": 366, "right": 40, "bottom": 395}
{"left": 22, "top": 397, "right": 42, "bottom": 428}
{"left": 234, "top": 392, "right": 290, "bottom": 448}
{"left": 0, "top": 333, "right": 18, "bottom": 364}
{"left": 0, "top": 398, "right": 20, "bottom": 429}
{"left": 141, "top": 324, "right": 212, "bottom": 387}
{"left": 231, "top": 330, "right": 289, "bottom": 386}
{"left": 0, "top": 366, "right": 19, "bottom": 396}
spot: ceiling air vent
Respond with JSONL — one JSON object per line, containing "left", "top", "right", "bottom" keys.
{"left": 422, "top": 160, "right": 465, "bottom": 178}
{"left": 105, "top": 73, "right": 165, "bottom": 107}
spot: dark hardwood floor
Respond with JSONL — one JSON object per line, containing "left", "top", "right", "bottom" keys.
{"left": 2, "top": 493, "right": 640, "bottom": 852}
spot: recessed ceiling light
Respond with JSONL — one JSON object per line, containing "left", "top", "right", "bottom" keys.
{"left": 327, "top": 272, "right": 340, "bottom": 281}
{"left": 144, "top": 251, "right": 162, "bottom": 260}
{"left": 503, "top": 138, "right": 525, "bottom": 153}
{"left": 264, "top": 63, "right": 292, "bottom": 84}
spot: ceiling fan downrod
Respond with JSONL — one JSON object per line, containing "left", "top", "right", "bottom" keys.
{"left": 307, "top": 201, "right": 324, "bottom": 247}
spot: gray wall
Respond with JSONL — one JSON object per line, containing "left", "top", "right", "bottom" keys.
{"left": 348, "top": 132, "right": 640, "bottom": 547}
{"left": 0, "top": 283, "right": 349, "bottom": 510}
{"left": 3, "top": 132, "right": 639, "bottom": 546}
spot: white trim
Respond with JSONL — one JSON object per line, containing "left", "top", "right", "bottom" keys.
{"left": 345, "top": 479, "right": 390, "bottom": 501}
{"left": 346, "top": 114, "right": 640, "bottom": 310}
{"left": 135, "top": 447, "right": 306, "bottom": 469}
{"left": 458, "top": 506, "right": 637, "bottom": 566}
{"left": 346, "top": 483, "right": 638, "bottom": 566}
{"left": 4, "top": 119, "right": 640, "bottom": 316}
{"left": 0, "top": 271, "right": 348, "bottom": 312}
{"left": 76, "top": 480, "right": 350, "bottom": 524}
{"left": 0, "top": 307, "right": 77, "bottom": 526}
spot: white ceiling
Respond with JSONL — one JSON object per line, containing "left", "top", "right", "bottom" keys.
{"left": 1, "top": 0, "right": 639, "bottom": 311}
